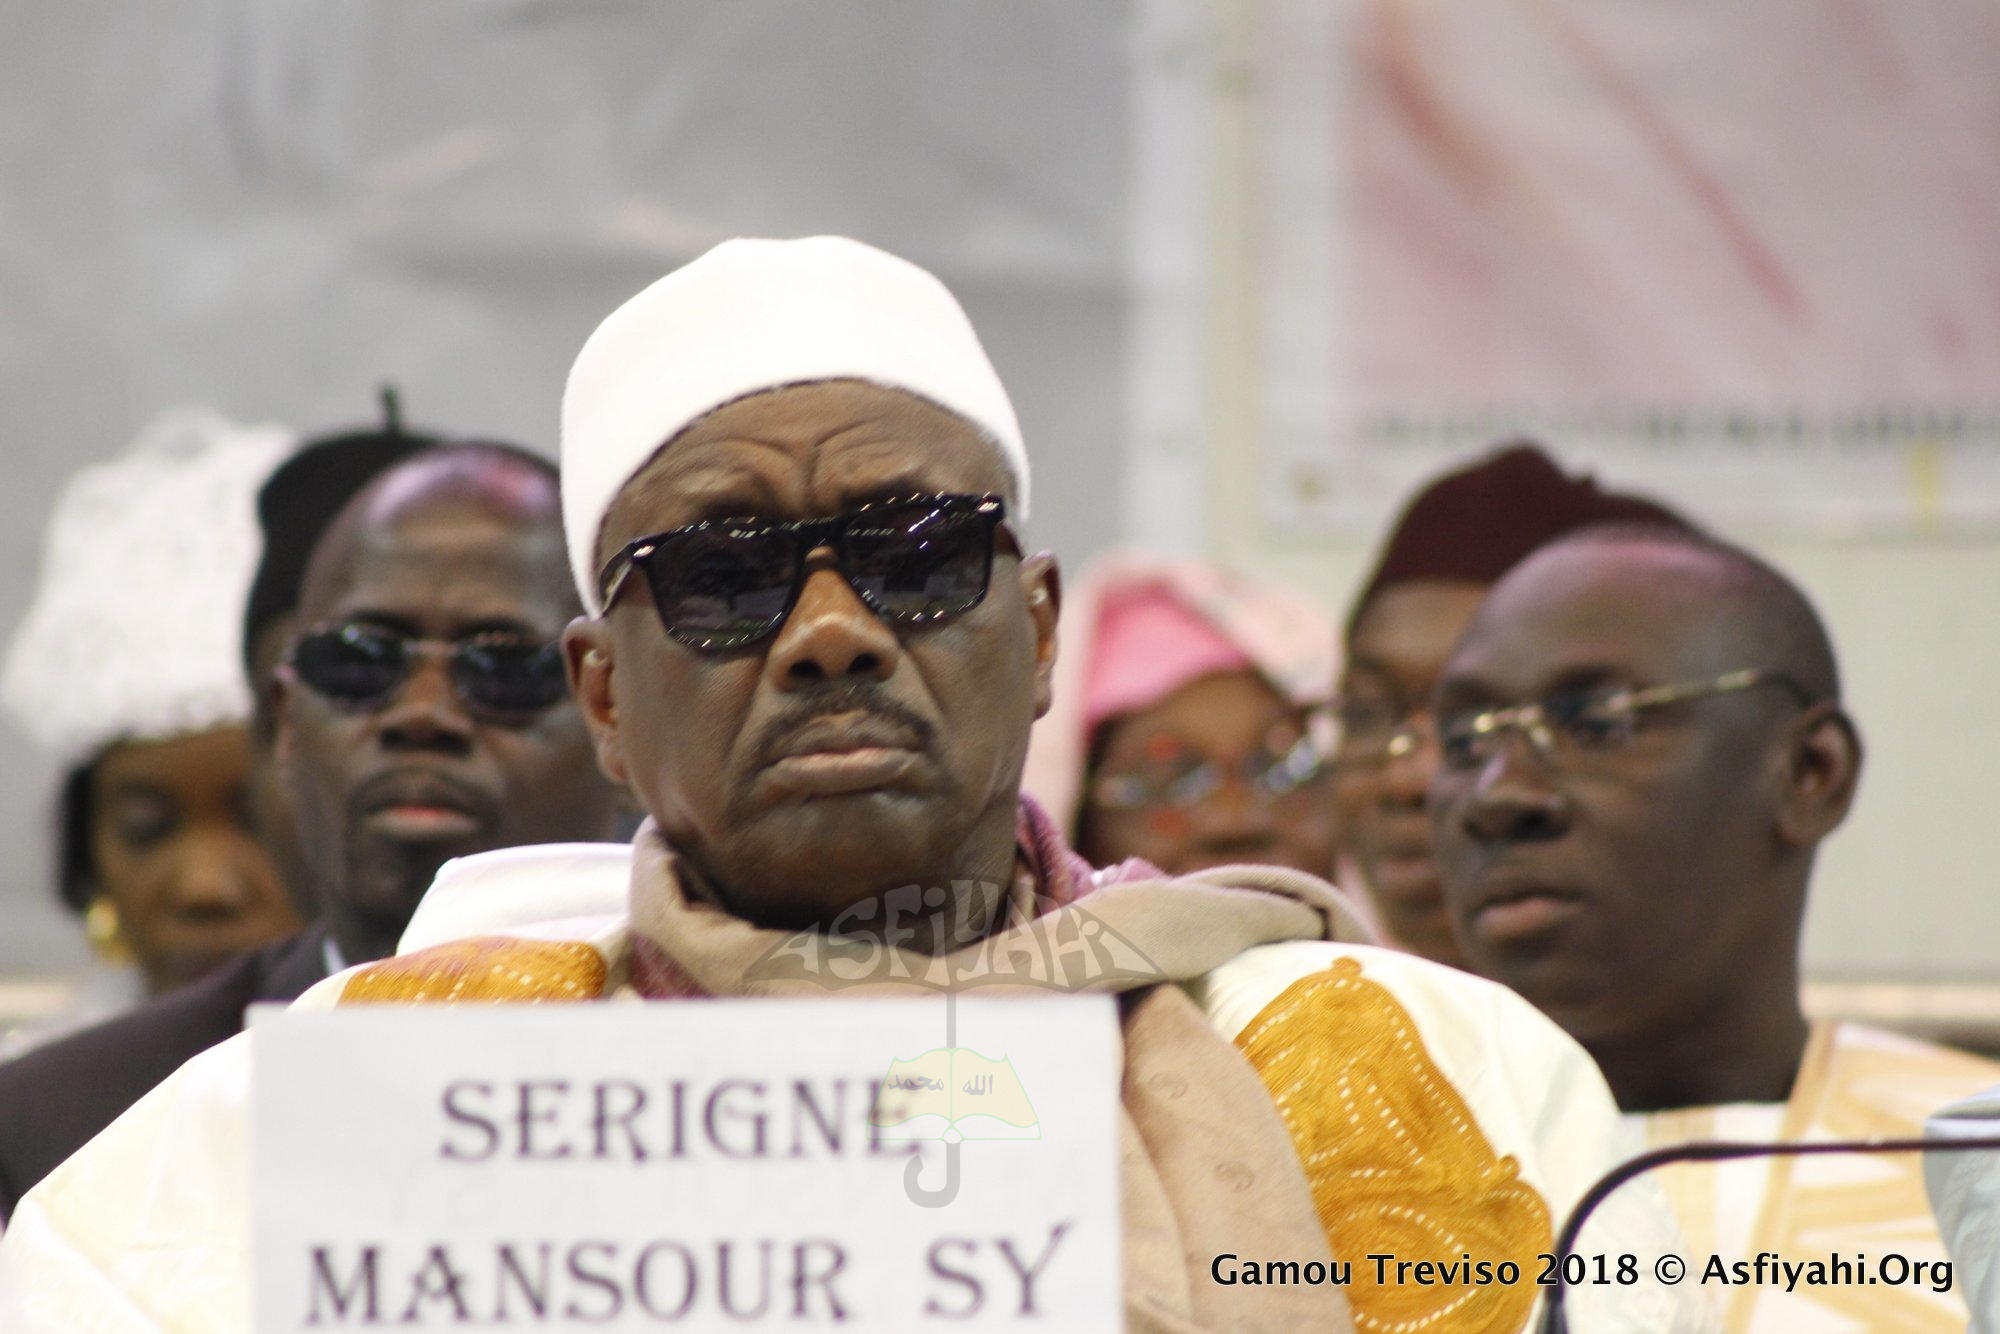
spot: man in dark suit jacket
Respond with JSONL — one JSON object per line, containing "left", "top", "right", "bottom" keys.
{"left": 0, "top": 431, "right": 626, "bottom": 1219}
{"left": 0, "top": 926, "right": 328, "bottom": 1216}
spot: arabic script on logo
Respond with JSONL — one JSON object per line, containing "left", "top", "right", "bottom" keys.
{"left": 871, "top": 1048, "right": 1039, "bottom": 1142}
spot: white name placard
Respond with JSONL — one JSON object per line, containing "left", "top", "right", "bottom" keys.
{"left": 251, "top": 997, "right": 1120, "bottom": 1331}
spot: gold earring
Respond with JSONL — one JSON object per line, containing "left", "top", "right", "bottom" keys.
{"left": 83, "top": 897, "right": 133, "bottom": 965}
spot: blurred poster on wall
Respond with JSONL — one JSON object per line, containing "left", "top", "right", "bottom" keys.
{"left": 1256, "top": 0, "right": 2000, "bottom": 535}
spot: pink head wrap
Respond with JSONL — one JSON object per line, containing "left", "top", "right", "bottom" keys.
{"left": 1023, "top": 553, "right": 1337, "bottom": 835}
{"left": 1081, "top": 584, "right": 1256, "bottom": 736}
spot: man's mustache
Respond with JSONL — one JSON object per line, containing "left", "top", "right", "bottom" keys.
{"left": 748, "top": 683, "right": 937, "bottom": 771}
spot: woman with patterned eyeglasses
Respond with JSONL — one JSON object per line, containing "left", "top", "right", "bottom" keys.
{"left": 1022, "top": 554, "right": 1339, "bottom": 878}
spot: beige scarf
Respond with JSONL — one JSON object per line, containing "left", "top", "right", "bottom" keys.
{"left": 626, "top": 827, "right": 1373, "bottom": 1332}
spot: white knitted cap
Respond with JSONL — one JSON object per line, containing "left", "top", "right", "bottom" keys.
{"left": 561, "top": 236, "right": 1028, "bottom": 614}
{"left": 0, "top": 407, "right": 296, "bottom": 768}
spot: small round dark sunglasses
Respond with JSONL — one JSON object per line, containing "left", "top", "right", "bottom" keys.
{"left": 285, "top": 624, "right": 568, "bottom": 717}
{"left": 596, "top": 493, "right": 1018, "bottom": 651}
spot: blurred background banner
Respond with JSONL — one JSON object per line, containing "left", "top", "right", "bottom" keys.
{"left": 1254, "top": 0, "right": 2000, "bottom": 537}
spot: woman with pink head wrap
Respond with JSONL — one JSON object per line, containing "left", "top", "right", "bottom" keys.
{"left": 1023, "top": 553, "right": 1338, "bottom": 878}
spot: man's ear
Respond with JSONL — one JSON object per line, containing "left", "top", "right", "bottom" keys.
{"left": 1775, "top": 702, "right": 1862, "bottom": 849}
{"left": 562, "top": 616, "right": 631, "bottom": 787}
{"left": 1021, "top": 553, "right": 1061, "bottom": 719}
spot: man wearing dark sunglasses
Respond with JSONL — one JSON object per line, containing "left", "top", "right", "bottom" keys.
{"left": 1430, "top": 523, "right": 1997, "bottom": 1329}
{"left": 3, "top": 240, "right": 1699, "bottom": 1332}
{"left": 0, "top": 435, "right": 625, "bottom": 1222}
{"left": 271, "top": 441, "right": 626, "bottom": 968}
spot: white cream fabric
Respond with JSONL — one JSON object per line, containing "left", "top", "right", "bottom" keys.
{"left": 1630, "top": 1023, "right": 1998, "bottom": 1332}
{"left": 0, "top": 842, "right": 1702, "bottom": 1332}
{"left": 560, "top": 236, "right": 1030, "bottom": 614}
{"left": 0, "top": 407, "right": 294, "bottom": 767}
{"left": 1928, "top": 1083, "right": 2000, "bottom": 1333}
{"left": 393, "top": 842, "right": 633, "bottom": 954}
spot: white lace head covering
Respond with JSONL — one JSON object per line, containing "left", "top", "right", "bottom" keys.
{"left": 560, "top": 235, "right": 1029, "bottom": 614}
{"left": 1, "top": 407, "right": 297, "bottom": 767}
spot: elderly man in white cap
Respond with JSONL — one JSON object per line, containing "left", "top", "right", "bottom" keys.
{"left": 0, "top": 239, "right": 1699, "bottom": 1332}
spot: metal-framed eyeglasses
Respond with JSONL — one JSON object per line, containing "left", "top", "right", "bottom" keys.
{"left": 1088, "top": 726, "right": 1332, "bottom": 813}
{"left": 1435, "top": 667, "right": 1817, "bottom": 772}
{"left": 1330, "top": 694, "right": 1435, "bottom": 765}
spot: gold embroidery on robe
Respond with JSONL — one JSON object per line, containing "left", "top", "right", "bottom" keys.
{"left": 338, "top": 937, "right": 607, "bottom": 1004}
{"left": 1237, "top": 957, "right": 1551, "bottom": 1334}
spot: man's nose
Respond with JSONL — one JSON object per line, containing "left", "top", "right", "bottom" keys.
{"left": 1461, "top": 733, "right": 1571, "bottom": 844}
{"left": 765, "top": 557, "right": 899, "bottom": 690}
{"left": 375, "top": 653, "right": 476, "bottom": 755}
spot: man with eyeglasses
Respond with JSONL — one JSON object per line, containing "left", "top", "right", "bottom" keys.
{"left": 1, "top": 239, "right": 1702, "bottom": 1332}
{"left": 1330, "top": 445, "right": 1691, "bottom": 969}
{"left": 1430, "top": 522, "right": 1998, "bottom": 1330}
{"left": 0, "top": 434, "right": 625, "bottom": 1222}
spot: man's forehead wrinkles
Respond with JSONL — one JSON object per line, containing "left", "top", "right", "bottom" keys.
{"left": 800, "top": 407, "right": 899, "bottom": 453}
{"left": 605, "top": 466, "right": 787, "bottom": 557}
{"left": 690, "top": 433, "right": 812, "bottom": 462}
{"left": 646, "top": 428, "right": 985, "bottom": 520}
{"left": 642, "top": 383, "right": 1002, "bottom": 508}
{"left": 643, "top": 428, "right": 807, "bottom": 487}
{"left": 808, "top": 439, "right": 940, "bottom": 505}
{"left": 811, "top": 429, "right": 904, "bottom": 468}
{"left": 644, "top": 455, "right": 786, "bottom": 511}
{"left": 681, "top": 392, "right": 894, "bottom": 456}
{"left": 662, "top": 425, "right": 881, "bottom": 477}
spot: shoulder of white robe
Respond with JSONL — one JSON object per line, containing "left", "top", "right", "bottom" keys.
{"left": 396, "top": 840, "right": 636, "bottom": 954}
{"left": 0, "top": 1031, "right": 256, "bottom": 1332}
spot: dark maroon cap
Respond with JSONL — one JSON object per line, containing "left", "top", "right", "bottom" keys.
{"left": 1347, "top": 441, "right": 1695, "bottom": 636}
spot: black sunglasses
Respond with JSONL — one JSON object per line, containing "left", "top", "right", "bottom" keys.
{"left": 286, "top": 624, "right": 568, "bottom": 717}
{"left": 597, "top": 493, "right": 1017, "bottom": 651}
